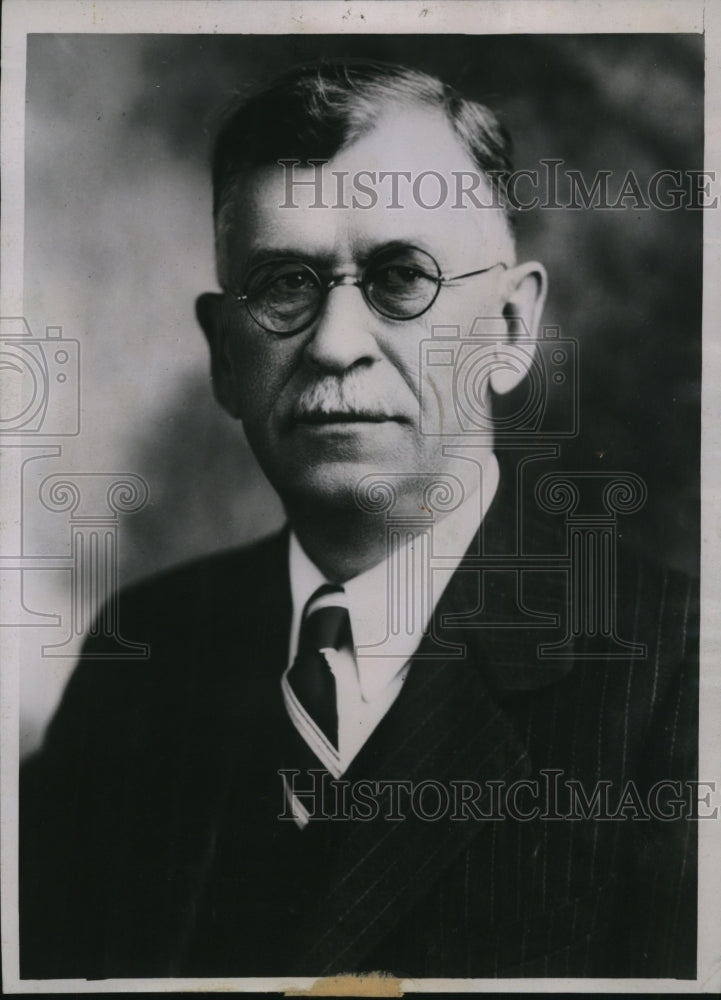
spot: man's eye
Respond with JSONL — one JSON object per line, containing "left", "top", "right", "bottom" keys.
{"left": 274, "top": 270, "right": 312, "bottom": 291}
{"left": 248, "top": 265, "right": 316, "bottom": 299}
{"left": 374, "top": 265, "right": 426, "bottom": 288}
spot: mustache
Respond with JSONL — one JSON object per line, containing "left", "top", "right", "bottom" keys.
{"left": 291, "top": 374, "right": 399, "bottom": 421}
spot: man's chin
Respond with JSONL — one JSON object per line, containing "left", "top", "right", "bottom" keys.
{"left": 278, "top": 463, "right": 384, "bottom": 513}
{"left": 274, "top": 459, "right": 459, "bottom": 522}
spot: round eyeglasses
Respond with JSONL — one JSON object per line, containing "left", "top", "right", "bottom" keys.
{"left": 231, "top": 245, "right": 507, "bottom": 335}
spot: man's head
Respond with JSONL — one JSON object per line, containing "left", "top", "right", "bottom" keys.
{"left": 210, "top": 60, "right": 517, "bottom": 278}
{"left": 197, "top": 60, "right": 547, "bottom": 520}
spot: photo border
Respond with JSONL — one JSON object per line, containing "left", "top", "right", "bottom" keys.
{"left": 1, "top": 1, "right": 718, "bottom": 994}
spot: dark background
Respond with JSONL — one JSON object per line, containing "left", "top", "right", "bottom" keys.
{"left": 21, "top": 33, "right": 702, "bottom": 747}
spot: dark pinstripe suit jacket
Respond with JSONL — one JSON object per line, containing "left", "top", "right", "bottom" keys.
{"left": 20, "top": 495, "right": 698, "bottom": 980}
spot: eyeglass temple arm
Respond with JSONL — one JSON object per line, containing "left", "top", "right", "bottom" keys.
{"left": 440, "top": 262, "right": 508, "bottom": 283}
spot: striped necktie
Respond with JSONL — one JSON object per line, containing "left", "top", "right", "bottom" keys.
{"left": 287, "top": 584, "right": 352, "bottom": 750}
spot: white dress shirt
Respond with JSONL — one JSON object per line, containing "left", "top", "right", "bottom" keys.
{"left": 282, "top": 454, "right": 499, "bottom": 781}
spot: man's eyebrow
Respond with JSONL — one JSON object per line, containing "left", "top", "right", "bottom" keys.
{"left": 354, "top": 238, "right": 450, "bottom": 268}
{"left": 243, "top": 246, "right": 334, "bottom": 269}
{"left": 361, "top": 238, "right": 438, "bottom": 258}
{"left": 242, "top": 239, "right": 443, "bottom": 270}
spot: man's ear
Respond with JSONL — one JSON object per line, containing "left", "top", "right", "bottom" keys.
{"left": 195, "top": 292, "right": 243, "bottom": 419}
{"left": 489, "top": 261, "right": 548, "bottom": 395}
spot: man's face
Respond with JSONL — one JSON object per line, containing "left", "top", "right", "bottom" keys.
{"left": 204, "top": 106, "right": 540, "bottom": 514}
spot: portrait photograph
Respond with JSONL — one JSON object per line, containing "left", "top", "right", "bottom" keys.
{"left": 1, "top": 0, "right": 719, "bottom": 994}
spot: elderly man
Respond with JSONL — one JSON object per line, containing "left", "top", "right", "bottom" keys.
{"left": 20, "top": 60, "right": 697, "bottom": 981}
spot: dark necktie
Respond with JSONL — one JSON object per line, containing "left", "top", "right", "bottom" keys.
{"left": 287, "top": 584, "right": 352, "bottom": 750}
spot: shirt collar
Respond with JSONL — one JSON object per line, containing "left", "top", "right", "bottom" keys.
{"left": 288, "top": 454, "right": 499, "bottom": 702}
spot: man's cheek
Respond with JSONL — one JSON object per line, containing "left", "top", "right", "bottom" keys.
{"left": 418, "top": 374, "right": 446, "bottom": 437}
{"left": 229, "top": 342, "right": 273, "bottom": 407}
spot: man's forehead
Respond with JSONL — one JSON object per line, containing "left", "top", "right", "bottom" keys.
{"left": 331, "top": 104, "right": 486, "bottom": 175}
{"left": 223, "top": 106, "right": 512, "bottom": 268}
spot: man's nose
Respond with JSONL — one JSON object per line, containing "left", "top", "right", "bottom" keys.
{"left": 302, "top": 284, "right": 383, "bottom": 373}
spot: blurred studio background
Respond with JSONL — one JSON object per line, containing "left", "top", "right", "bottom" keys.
{"left": 18, "top": 33, "right": 702, "bottom": 755}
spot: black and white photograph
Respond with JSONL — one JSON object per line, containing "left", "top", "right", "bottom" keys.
{"left": 1, "top": 0, "right": 719, "bottom": 992}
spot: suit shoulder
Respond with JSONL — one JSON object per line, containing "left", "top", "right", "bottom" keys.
{"left": 117, "top": 529, "right": 288, "bottom": 610}
{"left": 60, "top": 530, "right": 287, "bottom": 700}
{"left": 34, "top": 530, "right": 289, "bottom": 759}
{"left": 89, "top": 529, "right": 289, "bottom": 648}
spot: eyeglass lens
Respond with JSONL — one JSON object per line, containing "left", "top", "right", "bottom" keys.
{"left": 242, "top": 246, "right": 442, "bottom": 333}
